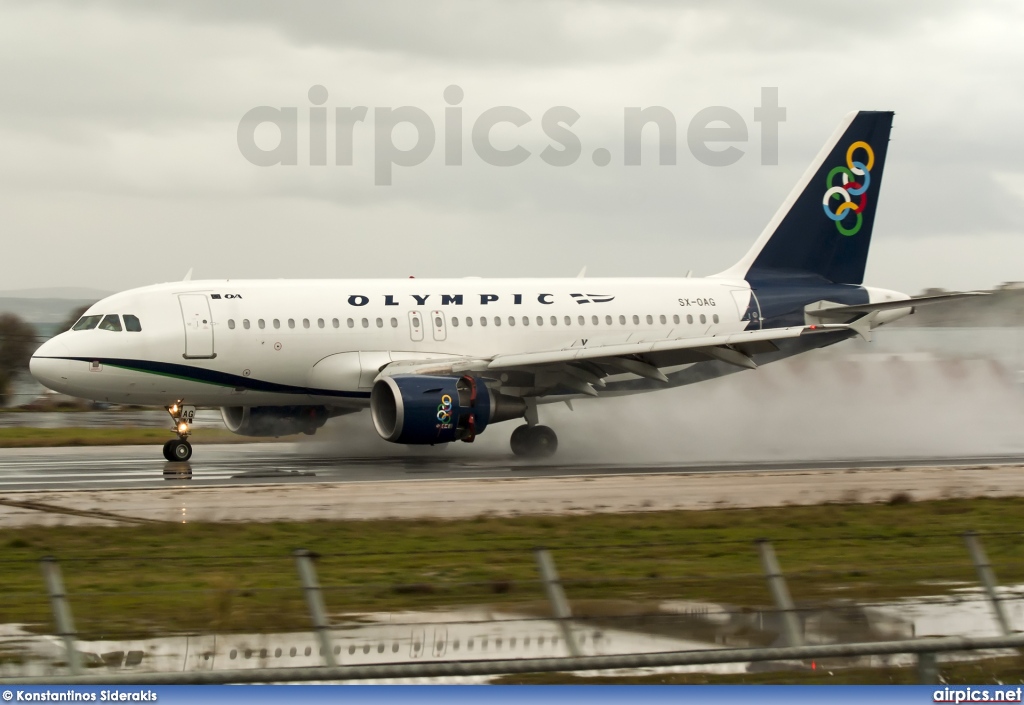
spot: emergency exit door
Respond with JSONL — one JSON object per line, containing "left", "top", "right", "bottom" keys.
{"left": 179, "top": 294, "right": 216, "bottom": 358}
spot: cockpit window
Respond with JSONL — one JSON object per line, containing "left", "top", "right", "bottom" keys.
{"left": 123, "top": 315, "right": 142, "bottom": 332}
{"left": 98, "top": 314, "right": 122, "bottom": 331}
{"left": 72, "top": 315, "right": 102, "bottom": 331}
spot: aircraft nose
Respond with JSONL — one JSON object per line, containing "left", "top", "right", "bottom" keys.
{"left": 30, "top": 338, "right": 71, "bottom": 391}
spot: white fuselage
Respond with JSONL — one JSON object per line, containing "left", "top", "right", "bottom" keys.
{"left": 31, "top": 277, "right": 755, "bottom": 407}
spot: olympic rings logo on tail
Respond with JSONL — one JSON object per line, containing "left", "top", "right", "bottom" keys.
{"left": 822, "top": 141, "right": 874, "bottom": 237}
{"left": 436, "top": 394, "right": 453, "bottom": 424}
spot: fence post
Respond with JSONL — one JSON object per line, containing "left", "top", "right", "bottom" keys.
{"left": 917, "top": 651, "right": 939, "bottom": 684}
{"left": 755, "top": 539, "right": 803, "bottom": 647}
{"left": 963, "top": 531, "right": 1012, "bottom": 637}
{"left": 293, "top": 549, "right": 337, "bottom": 667}
{"left": 40, "top": 557, "right": 81, "bottom": 676}
{"left": 533, "top": 547, "right": 581, "bottom": 657}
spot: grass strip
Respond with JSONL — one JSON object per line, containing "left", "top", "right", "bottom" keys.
{"left": 0, "top": 498, "right": 1022, "bottom": 641}
{"left": 0, "top": 427, "right": 297, "bottom": 447}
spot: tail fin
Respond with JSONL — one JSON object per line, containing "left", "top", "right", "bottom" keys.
{"left": 717, "top": 110, "right": 894, "bottom": 286}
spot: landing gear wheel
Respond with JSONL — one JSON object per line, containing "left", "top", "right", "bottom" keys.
{"left": 169, "top": 440, "right": 192, "bottom": 462}
{"left": 510, "top": 425, "right": 558, "bottom": 459}
{"left": 162, "top": 440, "right": 177, "bottom": 461}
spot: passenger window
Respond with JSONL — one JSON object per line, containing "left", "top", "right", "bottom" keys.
{"left": 535, "top": 316, "right": 542, "bottom": 326}
{"left": 390, "top": 318, "right": 398, "bottom": 328}
{"left": 633, "top": 315, "right": 640, "bottom": 325}
{"left": 273, "top": 319, "right": 280, "bottom": 329}
{"left": 332, "top": 318, "right": 339, "bottom": 328}
{"left": 98, "top": 314, "right": 122, "bottom": 331}
{"left": 452, "top": 317, "right": 459, "bottom": 327}
{"left": 700, "top": 314, "right": 706, "bottom": 324}
{"left": 123, "top": 315, "right": 142, "bottom": 332}
{"left": 347, "top": 319, "right": 354, "bottom": 328}
{"left": 687, "top": 314, "right": 693, "bottom": 324}
{"left": 660, "top": 314, "right": 667, "bottom": 324}
{"left": 591, "top": 315, "right": 598, "bottom": 325}
{"left": 480, "top": 317, "right": 487, "bottom": 327}
{"left": 550, "top": 316, "right": 556, "bottom": 326}
{"left": 377, "top": 318, "right": 384, "bottom": 328}
{"left": 242, "top": 319, "right": 250, "bottom": 330}
{"left": 301, "top": 319, "right": 309, "bottom": 329}
{"left": 496, "top": 316, "right": 503, "bottom": 327}
{"left": 466, "top": 316, "right": 474, "bottom": 327}
{"left": 646, "top": 315, "right": 654, "bottom": 324}
{"left": 578, "top": 315, "right": 584, "bottom": 326}
{"left": 673, "top": 314, "right": 680, "bottom": 324}
{"left": 288, "top": 319, "right": 295, "bottom": 329}
{"left": 521, "top": 316, "right": 529, "bottom": 326}
{"left": 713, "top": 314, "right": 719, "bottom": 324}
{"left": 605, "top": 315, "right": 612, "bottom": 325}
{"left": 258, "top": 319, "right": 266, "bottom": 329}
{"left": 317, "top": 318, "right": 324, "bottom": 329}
{"left": 361, "top": 318, "right": 369, "bottom": 328}
{"left": 72, "top": 315, "right": 102, "bottom": 331}
{"left": 619, "top": 315, "right": 626, "bottom": 325}
{"left": 564, "top": 316, "right": 571, "bottom": 326}
{"left": 228, "top": 319, "right": 235, "bottom": 330}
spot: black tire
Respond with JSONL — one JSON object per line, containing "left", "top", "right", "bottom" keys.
{"left": 510, "top": 425, "right": 558, "bottom": 459}
{"left": 171, "top": 440, "right": 192, "bottom": 462}
{"left": 510, "top": 425, "right": 532, "bottom": 457}
{"left": 529, "top": 425, "right": 558, "bottom": 459}
{"left": 162, "top": 439, "right": 177, "bottom": 461}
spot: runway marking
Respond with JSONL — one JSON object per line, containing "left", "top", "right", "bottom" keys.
{"left": 0, "top": 497, "right": 167, "bottom": 524}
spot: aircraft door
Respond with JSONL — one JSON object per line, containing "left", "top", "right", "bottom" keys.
{"left": 179, "top": 294, "right": 216, "bottom": 358}
{"left": 729, "top": 289, "right": 762, "bottom": 330}
{"left": 430, "top": 310, "right": 447, "bottom": 341}
{"left": 408, "top": 310, "right": 424, "bottom": 342}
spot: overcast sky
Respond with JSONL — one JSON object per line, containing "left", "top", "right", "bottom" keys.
{"left": 1, "top": 0, "right": 1022, "bottom": 295}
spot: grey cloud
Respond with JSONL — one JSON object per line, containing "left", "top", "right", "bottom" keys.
{"left": 19, "top": 0, "right": 675, "bottom": 65}
{"left": 2, "top": 0, "right": 1024, "bottom": 293}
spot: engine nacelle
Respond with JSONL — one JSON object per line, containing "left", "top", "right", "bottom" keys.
{"left": 371, "top": 375, "right": 526, "bottom": 445}
{"left": 221, "top": 405, "right": 329, "bottom": 437}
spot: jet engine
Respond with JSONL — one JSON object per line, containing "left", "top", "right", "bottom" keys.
{"left": 371, "top": 375, "right": 526, "bottom": 444}
{"left": 221, "top": 405, "right": 330, "bottom": 437}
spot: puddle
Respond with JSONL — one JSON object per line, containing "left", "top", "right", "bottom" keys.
{"left": 3, "top": 585, "right": 1022, "bottom": 680}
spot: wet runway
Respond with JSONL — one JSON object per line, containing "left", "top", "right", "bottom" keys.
{"left": 1, "top": 443, "right": 1023, "bottom": 526}
{"left": 1, "top": 442, "right": 1024, "bottom": 491}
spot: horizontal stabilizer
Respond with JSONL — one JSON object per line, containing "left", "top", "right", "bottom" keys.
{"left": 806, "top": 291, "right": 988, "bottom": 319}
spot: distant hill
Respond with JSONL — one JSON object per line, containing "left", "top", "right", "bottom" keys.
{"left": 0, "top": 297, "right": 97, "bottom": 329}
{"left": 0, "top": 286, "right": 110, "bottom": 300}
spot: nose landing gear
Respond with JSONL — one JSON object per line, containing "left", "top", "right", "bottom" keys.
{"left": 163, "top": 402, "right": 194, "bottom": 462}
{"left": 162, "top": 438, "right": 192, "bottom": 462}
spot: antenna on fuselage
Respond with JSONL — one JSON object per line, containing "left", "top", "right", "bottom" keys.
{"left": 576, "top": 266, "right": 587, "bottom": 278}
{"left": 182, "top": 268, "right": 193, "bottom": 281}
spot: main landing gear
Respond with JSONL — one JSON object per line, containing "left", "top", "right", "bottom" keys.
{"left": 509, "top": 425, "right": 558, "bottom": 459}
{"left": 163, "top": 402, "right": 193, "bottom": 462}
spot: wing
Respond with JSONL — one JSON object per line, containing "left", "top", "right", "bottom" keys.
{"left": 378, "top": 323, "right": 861, "bottom": 398}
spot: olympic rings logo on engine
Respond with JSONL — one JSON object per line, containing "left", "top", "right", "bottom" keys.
{"left": 822, "top": 141, "right": 874, "bottom": 237}
{"left": 436, "top": 394, "right": 453, "bottom": 424}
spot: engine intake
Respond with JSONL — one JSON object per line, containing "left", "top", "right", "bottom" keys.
{"left": 221, "top": 405, "right": 329, "bottom": 437}
{"left": 371, "top": 375, "right": 526, "bottom": 444}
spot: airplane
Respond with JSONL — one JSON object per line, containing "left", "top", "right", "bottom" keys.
{"left": 29, "top": 110, "right": 980, "bottom": 464}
